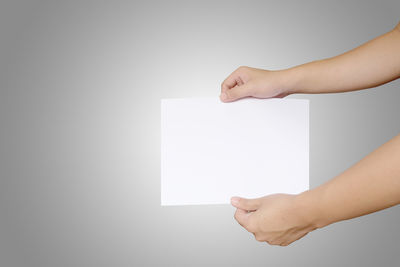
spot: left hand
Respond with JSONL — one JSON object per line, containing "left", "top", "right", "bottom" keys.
{"left": 231, "top": 194, "right": 318, "bottom": 246}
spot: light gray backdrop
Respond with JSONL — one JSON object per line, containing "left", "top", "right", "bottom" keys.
{"left": 0, "top": 0, "right": 399, "bottom": 266}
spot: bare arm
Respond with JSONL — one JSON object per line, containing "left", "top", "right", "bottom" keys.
{"left": 287, "top": 22, "right": 400, "bottom": 94}
{"left": 301, "top": 133, "right": 400, "bottom": 228}
{"left": 231, "top": 133, "right": 400, "bottom": 246}
{"left": 227, "top": 22, "right": 400, "bottom": 246}
{"left": 220, "top": 22, "right": 400, "bottom": 102}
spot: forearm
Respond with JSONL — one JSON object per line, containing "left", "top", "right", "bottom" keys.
{"left": 283, "top": 23, "right": 400, "bottom": 94}
{"left": 299, "top": 134, "right": 400, "bottom": 228}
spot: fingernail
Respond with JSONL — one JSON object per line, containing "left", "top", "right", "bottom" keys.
{"left": 220, "top": 93, "right": 227, "bottom": 101}
{"left": 231, "top": 196, "right": 240, "bottom": 205}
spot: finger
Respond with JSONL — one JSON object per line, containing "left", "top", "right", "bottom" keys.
{"left": 220, "top": 83, "right": 251, "bottom": 102}
{"left": 231, "top": 196, "right": 261, "bottom": 211}
{"left": 275, "top": 92, "right": 289, "bottom": 98}
{"left": 254, "top": 233, "right": 265, "bottom": 242}
{"left": 234, "top": 208, "right": 251, "bottom": 229}
{"left": 221, "top": 71, "right": 239, "bottom": 94}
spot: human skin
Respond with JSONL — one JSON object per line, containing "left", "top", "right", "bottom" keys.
{"left": 223, "top": 22, "right": 400, "bottom": 246}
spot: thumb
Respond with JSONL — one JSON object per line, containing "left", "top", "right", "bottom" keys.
{"left": 231, "top": 196, "right": 261, "bottom": 211}
{"left": 220, "top": 83, "right": 251, "bottom": 102}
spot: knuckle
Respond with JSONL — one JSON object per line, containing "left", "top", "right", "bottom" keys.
{"left": 254, "top": 235, "right": 264, "bottom": 242}
{"left": 266, "top": 239, "right": 279, "bottom": 246}
{"left": 233, "top": 210, "right": 240, "bottom": 222}
{"left": 221, "top": 80, "right": 227, "bottom": 88}
{"left": 266, "top": 240, "right": 275, "bottom": 245}
{"left": 246, "top": 224, "right": 256, "bottom": 233}
{"left": 238, "top": 65, "right": 248, "bottom": 71}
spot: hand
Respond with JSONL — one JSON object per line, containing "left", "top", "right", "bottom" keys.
{"left": 231, "top": 194, "right": 318, "bottom": 246}
{"left": 220, "top": 66, "right": 291, "bottom": 102}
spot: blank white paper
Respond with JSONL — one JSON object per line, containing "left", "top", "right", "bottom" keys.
{"left": 161, "top": 97, "right": 309, "bottom": 206}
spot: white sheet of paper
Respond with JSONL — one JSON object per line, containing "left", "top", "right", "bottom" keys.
{"left": 161, "top": 97, "right": 309, "bottom": 206}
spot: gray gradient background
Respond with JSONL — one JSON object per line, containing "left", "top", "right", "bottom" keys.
{"left": 0, "top": 0, "right": 399, "bottom": 266}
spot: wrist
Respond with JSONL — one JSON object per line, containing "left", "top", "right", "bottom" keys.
{"left": 294, "top": 188, "right": 331, "bottom": 230}
{"left": 277, "top": 67, "right": 304, "bottom": 95}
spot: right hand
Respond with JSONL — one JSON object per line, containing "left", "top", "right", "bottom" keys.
{"left": 220, "top": 66, "right": 291, "bottom": 102}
